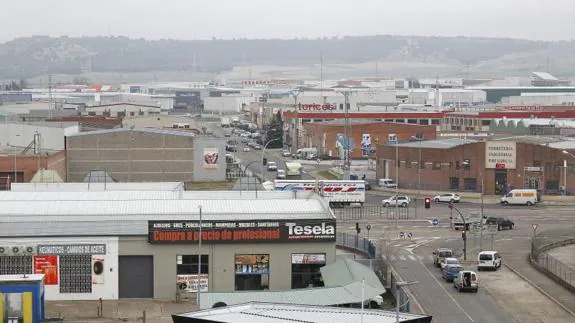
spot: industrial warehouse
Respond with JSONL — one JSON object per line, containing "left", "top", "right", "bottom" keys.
{"left": 0, "top": 183, "right": 337, "bottom": 301}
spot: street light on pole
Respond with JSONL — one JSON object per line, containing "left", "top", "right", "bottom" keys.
{"left": 197, "top": 205, "right": 203, "bottom": 306}
{"left": 395, "top": 281, "right": 418, "bottom": 323}
{"left": 561, "top": 150, "right": 574, "bottom": 195}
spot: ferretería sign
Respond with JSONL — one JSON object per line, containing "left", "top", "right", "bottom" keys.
{"left": 485, "top": 141, "right": 516, "bottom": 169}
{"left": 148, "top": 219, "right": 336, "bottom": 244}
{"left": 37, "top": 244, "right": 107, "bottom": 255}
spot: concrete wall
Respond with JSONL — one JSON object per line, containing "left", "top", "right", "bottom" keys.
{"left": 192, "top": 137, "right": 227, "bottom": 181}
{"left": 66, "top": 130, "right": 195, "bottom": 182}
{"left": 118, "top": 236, "right": 336, "bottom": 299}
{"left": 204, "top": 96, "right": 254, "bottom": 114}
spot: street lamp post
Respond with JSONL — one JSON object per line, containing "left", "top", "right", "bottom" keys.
{"left": 561, "top": 150, "right": 573, "bottom": 195}
{"left": 197, "top": 205, "right": 203, "bottom": 306}
{"left": 395, "top": 281, "right": 418, "bottom": 323}
{"left": 242, "top": 160, "right": 262, "bottom": 195}
{"left": 261, "top": 138, "right": 280, "bottom": 180}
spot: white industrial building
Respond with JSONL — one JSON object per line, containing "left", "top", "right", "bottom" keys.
{"left": 203, "top": 95, "right": 256, "bottom": 114}
{"left": 0, "top": 122, "right": 79, "bottom": 153}
{"left": 83, "top": 103, "right": 163, "bottom": 117}
{"left": 504, "top": 93, "right": 575, "bottom": 106}
{"left": 0, "top": 187, "right": 337, "bottom": 301}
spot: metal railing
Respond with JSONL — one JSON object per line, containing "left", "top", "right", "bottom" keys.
{"left": 536, "top": 253, "right": 575, "bottom": 287}
{"left": 336, "top": 232, "right": 376, "bottom": 259}
{"left": 334, "top": 204, "right": 411, "bottom": 221}
{"left": 530, "top": 231, "right": 575, "bottom": 291}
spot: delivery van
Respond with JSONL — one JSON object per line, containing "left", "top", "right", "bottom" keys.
{"left": 500, "top": 189, "right": 538, "bottom": 206}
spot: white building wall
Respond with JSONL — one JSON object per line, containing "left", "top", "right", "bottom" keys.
{"left": 507, "top": 94, "right": 575, "bottom": 106}
{"left": 84, "top": 104, "right": 161, "bottom": 117}
{"left": 0, "top": 123, "right": 78, "bottom": 152}
{"left": 204, "top": 96, "right": 254, "bottom": 114}
{"left": 0, "top": 236, "right": 119, "bottom": 300}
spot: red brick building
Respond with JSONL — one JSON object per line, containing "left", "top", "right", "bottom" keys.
{"left": 0, "top": 150, "right": 66, "bottom": 189}
{"left": 302, "top": 121, "right": 437, "bottom": 159}
{"left": 376, "top": 137, "right": 574, "bottom": 195}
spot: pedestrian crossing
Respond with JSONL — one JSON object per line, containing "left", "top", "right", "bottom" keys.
{"left": 382, "top": 254, "right": 435, "bottom": 262}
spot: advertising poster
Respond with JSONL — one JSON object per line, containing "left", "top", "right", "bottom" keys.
{"left": 203, "top": 148, "right": 219, "bottom": 170}
{"left": 235, "top": 255, "right": 270, "bottom": 274}
{"left": 177, "top": 274, "right": 209, "bottom": 292}
{"left": 361, "top": 134, "right": 372, "bottom": 157}
{"left": 148, "top": 219, "right": 336, "bottom": 244}
{"left": 291, "top": 253, "right": 326, "bottom": 265}
{"left": 336, "top": 133, "right": 355, "bottom": 160}
{"left": 33, "top": 255, "right": 58, "bottom": 285}
{"left": 92, "top": 256, "right": 105, "bottom": 285}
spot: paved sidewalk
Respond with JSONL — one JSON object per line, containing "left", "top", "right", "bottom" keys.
{"left": 46, "top": 299, "right": 198, "bottom": 323}
{"left": 504, "top": 249, "right": 575, "bottom": 316}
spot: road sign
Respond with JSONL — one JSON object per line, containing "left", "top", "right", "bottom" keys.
{"left": 399, "top": 232, "right": 405, "bottom": 239}
{"left": 469, "top": 223, "right": 482, "bottom": 235}
{"left": 407, "top": 232, "right": 413, "bottom": 239}
{"left": 532, "top": 224, "right": 539, "bottom": 231}
{"left": 432, "top": 218, "right": 439, "bottom": 226}
{"left": 366, "top": 224, "right": 372, "bottom": 231}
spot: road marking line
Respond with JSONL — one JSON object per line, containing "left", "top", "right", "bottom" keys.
{"left": 420, "top": 261, "right": 475, "bottom": 322}
{"left": 399, "top": 255, "right": 406, "bottom": 261}
{"left": 408, "top": 255, "right": 417, "bottom": 261}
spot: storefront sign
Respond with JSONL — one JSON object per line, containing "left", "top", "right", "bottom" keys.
{"left": 291, "top": 253, "right": 326, "bottom": 264}
{"left": 485, "top": 141, "right": 516, "bottom": 169}
{"left": 148, "top": 219, "right": 336, "bottom": 244}
{"left": 298, "top": 103, "right": 336, "bottom": 111}
{"left": 37, "top": 244, "right": 107, "bottom": 255}
{"left": 203, "top": 148, "right": 219, "bottom": 170}
{"left": 235, "top": 254, "right": 269, "bottom": 275}
{"left": 33, "top": 256, "right": 58, "bottom": 285}
{"left": 177, "top": 274, "right": 209, "bottom": 292}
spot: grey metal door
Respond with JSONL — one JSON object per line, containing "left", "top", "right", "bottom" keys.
{"left": 119, "top": 256, "right": 154, "bottom": 298}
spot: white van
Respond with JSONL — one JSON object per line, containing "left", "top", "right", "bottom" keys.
{"left": 500, "top": 189, "right": 537, "bottom": 206}
{"left": 378, "top": 178, "right": 397, "bottom": 188}
{"left": 477, "top": 251, "right": 502, "bottom": 271}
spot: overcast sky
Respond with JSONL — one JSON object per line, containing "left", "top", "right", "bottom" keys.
{"left": 1, "top": 0, "right": 574, "bottom": 43}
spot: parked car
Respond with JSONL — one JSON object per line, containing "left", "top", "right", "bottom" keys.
{"left": 378, "top": 178, "right": 397, "bottom": 188}
{"left": 477, "top": 251, "right": 502, "bottom": 271}
{"left": 267, "top": 162, "right": 278, "bottom": 171}
{"left": 484, "top": 216, "right": 514, "bottom": 231}
{"left": 243, "top": 147, "right": 251, "bottom": 152}
{"left": 433, "top": 193, "right": 460, "bottom": 203}
{"left": 500, "top": 189, "right": 538, "bottom": 206}
{"left": 282, "top": 150, "right": 291, "bottom": 157}
{"left": 440, "top": 257, "right": 461, "bottom": 270}
{"left": 253, "top": 144, "right": 262, "bottom": 150}
{"left": 381, "top": 195, "right": 410, "bottom": 207}
{"left": 453, "top": 270, "right": 479, "bottom": 293}
{"left": 442, "top": 264, "right": 464, "bottom": 282}
{"left": 276, "top": 169, "right": 286, "bottom": 179}
{"left": 433, "top": 248, "right": 454, "bottom": 268}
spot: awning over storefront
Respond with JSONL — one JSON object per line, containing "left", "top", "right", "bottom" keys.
{"left": 198, "top": 258, "right": 385, "bottom": 310}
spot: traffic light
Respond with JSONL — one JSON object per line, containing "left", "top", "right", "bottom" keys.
{"left": 424, "top": 197, "right": 431, "bottom": 209}
{"left": 355, "top": 222, "right": 361, "bottom": 234}
{"left": 263, "top": 158, "right": 267, "bottom": 166}
{"left": 462, "top": 230, "right": 467, "bottom": 241}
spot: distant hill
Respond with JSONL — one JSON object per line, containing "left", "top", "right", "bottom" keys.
{"left": 0, "top": 35, "right": 574, "bottom": 79}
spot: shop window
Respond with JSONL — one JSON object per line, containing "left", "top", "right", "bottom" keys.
{"left": 235, "top": 254, "right": 270, "bottom": 291}
{"left": 432, "top": 162, "right": 441, "bottom": 170}
{"left": 291, "top": 254, "right": 326, "bottom": 289}
{"left": 449, "top": 177, "right": 459, "bottom": 190}
{"left": 60, "top": 255, "right": 92, "bottom": 294}
{"left": 0, "top": 256, "right": 33, "bottom": 275}
{"left": 463, "top": 178, "right": 477, "bottom": 191}
{"left": 177, "top": 255, "right": 209, "bottom": 292}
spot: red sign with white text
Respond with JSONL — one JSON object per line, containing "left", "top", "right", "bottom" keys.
{"left": 34, "top": 255, "right": 58, "bottom": 285}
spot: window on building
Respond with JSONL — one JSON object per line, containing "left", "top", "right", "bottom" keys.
{"left": 449, "top": 177, "right": 459, "bottom": 190}
{"left": 533, "top": 160, "right": 541, "bottom": 167}
{"left": 339, "top": 103, "right": 344, "bottom": 110}
{"left": 419, "top": 119, "right": 429, "bottom": 125}
{"left": 405, "top": 160, "right": 411, "bottom": 168}
{"left": 432, "top": 162, "right": 441, "bottom": 170}
{"left": 546, "top": 180, "right": 560, "bottom": 190}
{"left": 235, "top": 254, "right": 270, "bottom": 291}
{"left": 481, "top": 120, "right": 491, "bottom": 126}
{"left": 431, "top": 119, "right": 440, "bottom": 125}
{"left": 291, "top": 254, "right": 326, "bottom": 289}
{"left": 407, "top": 119, "right": 418, "bottom": 124}
{"left": 463, "top": 178, "right": 478, "bottom": 192}
{"left": 177, "top": 255, "right": 209, "bottom": 275}
{"left": 463, "top": 159, "right": 471, "bottom": 170}
{"left": 0, "top": 256, "right": 33, "bottom": 275}
{"left": 60, "top": 255, "right": 92, "bottom": 293}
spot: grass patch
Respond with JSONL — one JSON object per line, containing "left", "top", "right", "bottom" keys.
{"left": 317, "top": 170, "right": 341, "bottom": 180}
{"left": 185, "top": 181, "right": 236, "bottom": 190}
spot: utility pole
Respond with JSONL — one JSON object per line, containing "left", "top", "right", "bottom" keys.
{"left": 197, "top": 205, "right": 203, "bottom": 305}
{"left": 48, "top": 74, "right": 53, "bottom": 119}
{"left": 480, "top": 174, "right": 484, "bottom": 250}
{"left": 343, "top": 91, "right": 351, "bottom": 180}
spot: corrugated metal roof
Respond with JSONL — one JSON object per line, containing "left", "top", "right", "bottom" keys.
{"left": 198, "top": 281, "right": 383, "bottom": 310}
{"left": 0, "top": 221, "right": 145, "bottom": 237}
{"left": 390, "top": 138, "right": 477, "bottom": 149}
{"left": 532, "top": 72, "right": 559, "bottom": 81}
{"left": 320, "top": 258, "right": 384, "bottom": 291}
{"left": 66, "top": 127, "right": 196, "bottom": 138}
{"left": 0, "top": 191, "right": 304, "bottom": 201}
{"left": 11, "top": 182, "right": 185, "bottom": 191}
{"left": 0, "top": 199, "right": 328, "bottom": 218}
{"left": 180, "top": 302, "right": 431, "bottom": 323}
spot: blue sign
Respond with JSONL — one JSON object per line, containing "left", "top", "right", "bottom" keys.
{"left": 407, "top": 232, "right": 413, "bottom": 238}
{"left": 432, "top": 218, "right": 439, "bottom": 226}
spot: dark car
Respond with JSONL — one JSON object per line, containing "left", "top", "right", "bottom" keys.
{"left": 442, "top": 264, "right": 464, "bottom": 282}
{"left": 484, "top": 216, "right": 514, "bottom": 231}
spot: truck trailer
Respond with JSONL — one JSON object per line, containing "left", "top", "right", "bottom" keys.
{"left": 274, "top": 180, "right": 366, "bottom": 208}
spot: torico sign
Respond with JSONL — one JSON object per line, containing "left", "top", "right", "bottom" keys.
{"left": 148, "top": 219, "right": 336, "bottom": 244}
{"left": 297, "top": 103, "right": 337, "bottom": 111}
{"left": 485, "top": 141, "right": 516, "bottom": 169}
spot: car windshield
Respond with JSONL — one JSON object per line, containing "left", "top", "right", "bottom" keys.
{"left": 448, "top": 266, "right": 462, "bottom": 273}
{"left": 439, "top": 251, "right": 452, "bottom": 257}
{"left": 446, "top": 259, "right": 459, "bottom": 264}
{"left": 479, "top": 254, "right": 493, "bottom": 260}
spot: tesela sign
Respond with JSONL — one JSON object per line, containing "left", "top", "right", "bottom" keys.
{"left": 286, "top": 222, "right": 335, "bottom": 236}
{"left": 297, "top": 103, "right": 337, "bottom": 111}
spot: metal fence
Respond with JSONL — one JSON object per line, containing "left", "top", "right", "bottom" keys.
{"left": 334, "top": 204, "right": 411, "bottom": 221}
{"left": 336, "top": 232, "right": 376, "bottom": 259}
{"left": 531, "top": 231, "right": 575, "bottom": 290}
{"left": 535, "top": 253, "right": 575, "bottom": 287}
